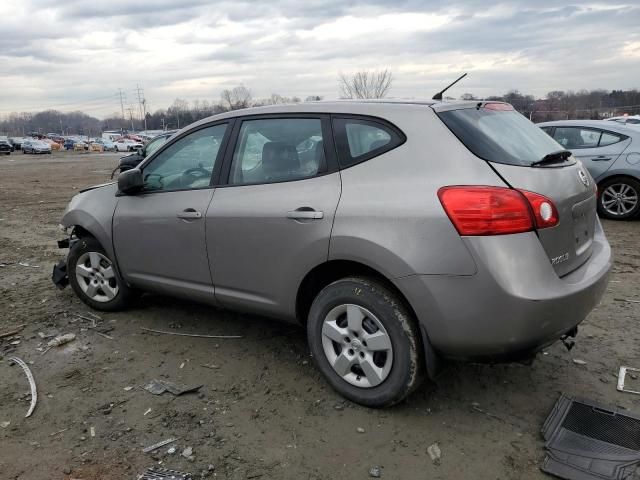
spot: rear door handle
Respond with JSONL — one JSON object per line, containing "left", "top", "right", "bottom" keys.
{"left": 286, "top": 209, "right": 324, "bottom": 220}
{"left": 177, "top": 208, "right": 202, "bottom": 219}
{"left": 592, "top": 156, "right": 612, "bottom": 161}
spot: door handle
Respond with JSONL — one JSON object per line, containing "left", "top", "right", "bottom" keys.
{"left": 177, "top": 208, "right": 202, "bottom": 219}
{"left": 592, "top": 156, "right": 612, "bottom": 161}
{"left": 286, "top": 209, "right": 324, "bottom": 220}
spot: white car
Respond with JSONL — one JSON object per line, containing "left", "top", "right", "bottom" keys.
{"left": 114, "top": 138, "right": 143, "bottom": 152}
{"left": 605, "top": 115, "right": 640, "bottom": 126}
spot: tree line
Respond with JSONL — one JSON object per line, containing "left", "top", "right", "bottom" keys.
{"left": 1, "top": 73, "right": 639, "bottom": 136}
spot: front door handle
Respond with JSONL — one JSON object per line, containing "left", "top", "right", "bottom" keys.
{"left": 592, "top": 156, "right": 612, "bottom": 161}
{"left": 286, "top": 209, "right": 324, "bottom": 220}
{"left": 177, "top": 208, "right": 202, "bottom": 219}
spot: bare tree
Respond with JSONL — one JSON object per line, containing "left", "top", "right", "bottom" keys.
{"left": 338, "top": 69, "right": 393, "bottom": 99}
{"left": 220, "top": 86, "right": 253, "bottom": 111}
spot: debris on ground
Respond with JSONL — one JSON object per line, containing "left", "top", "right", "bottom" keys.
{"left": 356, "top": 427, "right": 365, "bottom": 433}
{"left": 46, "top": 333, "right": 76, "bottom": 348}
{"left": 8, "top": 356, "right": 37, "bottom": 418}
{"left": 181, "top": 446, "right": 194, "bottom": 461}
{"left": 143, "top": 379, "right": 202, "bottom": 396}
{"left": 427, "top": 442, "right": 442, "bottom": 465}
{"left": 140, "top": 327, "right": 243, "bottom": 339}
{"left": 0, "top": 421, "right": 10, "bottom": 428}
{"left": 0, "top": 324, "right": 26, "bottom": 339}
{"left": 18, "top": 261, "right": 40, "bottom": 268}
{"left": 572, "top": 358, "right": 587, "bottom": 365}
{"left": 614, "top": 298, "right": 640, "bottom": 304}
{"left": 142, "top": 437, "right": 178, "bottom": 453}
{"left": 138, "top": 466, "right": 193, "bottom": 479}
{"left": 617, "top": 366, "right": 640, "bottom": 395}
{"left": 369, "top": 465, "right": 382, "bottom": 477}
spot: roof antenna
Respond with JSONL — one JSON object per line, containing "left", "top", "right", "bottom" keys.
{"left": 432, "top": 73, "right": 467, "bottom": 101}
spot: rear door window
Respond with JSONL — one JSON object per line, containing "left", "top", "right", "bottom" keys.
{"left": 229, "top": 118, "right": 326, "bottom": 185}
{"left": 437, "top": 105, "right": 567, "bottom": 166}
{"left": 332, "top": 117, "right": 405, "bottom": 168}
{"left": 553, "top": 127, "right": 599, "bottom": 149}
{"left": 598, "top": 131, "right": 625, "bottom": 147}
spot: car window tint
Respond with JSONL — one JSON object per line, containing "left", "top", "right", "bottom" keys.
{"left": 142, "top": 124, "right": 227, "bottom": 192}
{"left": 345, "top": 123, "right": 391, "bottom": 157}
{"left": 599, "top": 131, "right": 623, "bottom": 147}
{"left": 146, "top": 136, "right": 168, "bottom": 156}
{"left": 553, "top": 127, "right": 599, "bottom": 149}
{"left": 333, "top": 117, "right": 404, "bottom": 168}
{"left": 229, "top": 118, "right": 325, "bottom": 185}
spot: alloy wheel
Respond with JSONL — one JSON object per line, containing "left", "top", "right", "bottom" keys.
{"left": 601, "top": 182, "right": 639, "bottom": 217}
{"left": 75, "top": 251, "right": 119, "bottom": 302}
{"left": 321, "top": 304, "right": 393, "bottom": 388}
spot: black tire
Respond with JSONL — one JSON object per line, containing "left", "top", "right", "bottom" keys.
{"left": 597, "top": 177, "right": 640, "bottom": 220}
{"left": 67, "top": 236, "right": 135, "bottom": 311}
{"left": 307, "top": 277, "right": 424, "bottom": 407}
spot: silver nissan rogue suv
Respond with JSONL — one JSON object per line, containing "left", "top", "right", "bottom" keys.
{"left": 53, "top": 100, "right": 612, "bottom": 407}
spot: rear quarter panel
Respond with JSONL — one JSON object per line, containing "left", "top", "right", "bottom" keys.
{"left": 330, "top": 105, "right": 506, "bottom": 278}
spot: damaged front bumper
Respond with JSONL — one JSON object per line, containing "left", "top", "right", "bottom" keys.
{"left": 51, "top": 235, "right": 74, "bottom": 290}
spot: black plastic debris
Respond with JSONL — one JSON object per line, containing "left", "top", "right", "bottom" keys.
{"left": 51, "top": 260, "right": 68, "bottom": 289}
{"left": 541, "top": 394, "right": 640, "bottom": 479}
{"left": 138, "top": 466, "right": 192, "bottom": 480}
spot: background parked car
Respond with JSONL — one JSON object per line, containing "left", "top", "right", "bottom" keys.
{"left": 605, "top": 115, "right": 640, "bottom": 126}
{"left": 64, "top": 139, "right": 88, "bottom": 150}
{"left": 538, "top": 120, "right": 640, "bottom": 219}
{"left": 117, "top": 131, "right": 175, "bottom": 173}
{"left": 90, "top": 138, "right": 117, "bottom": 151}
{"left": 114, "top": 138, "right": 143, "bottom": 152}
{"left": 0, "top": 137, "right": 12, "bottom": 155}
{"left": 9, "top": 137, "right": 24, "bottom": 150}
{"left": 22, "top": 139, "right": 52, "bottom": 154}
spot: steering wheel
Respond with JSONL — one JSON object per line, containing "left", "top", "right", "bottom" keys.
{"left": 183, "top": 167, "right": 209, "bottom": 178}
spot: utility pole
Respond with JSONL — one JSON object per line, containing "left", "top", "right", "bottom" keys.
{"left": 126, "top": 107, "right": 135, "bottom": 131}
{"left": 135, "top": 84, "right": 148, "bottom": 133}
{"left": 117, "top": 88, "right": 126, "bottom": 120}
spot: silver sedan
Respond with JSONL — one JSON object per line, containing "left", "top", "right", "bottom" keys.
{"left": 538, "top": 120, "right": 640, "bottom": 219}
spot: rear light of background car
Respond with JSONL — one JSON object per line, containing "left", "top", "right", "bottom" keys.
{"left": 438, "top": 186, "right": 559, "bottom": 236}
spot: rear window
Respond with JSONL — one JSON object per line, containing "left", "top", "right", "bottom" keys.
{"left": 438, "top": 106, "right": 566, "bottom": 166}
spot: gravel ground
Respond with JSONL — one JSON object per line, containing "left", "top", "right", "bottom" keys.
{"left": 0, "top": 151, "right": 639, "bottom": 480}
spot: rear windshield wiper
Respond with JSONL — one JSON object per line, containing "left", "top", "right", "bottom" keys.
{"left": 531, "top": 150, "right": 572, "bottom": 167}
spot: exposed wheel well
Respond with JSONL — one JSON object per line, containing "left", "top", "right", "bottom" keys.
{"left": 296, "top": 260, "right": 417, "bottom": 325}
{"left": 72, "top": 225, "right": 94, "bottom": 239}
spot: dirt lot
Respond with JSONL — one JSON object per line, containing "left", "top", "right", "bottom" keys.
{"left": 0, "top": 150, "right": 638, "bottom": 480}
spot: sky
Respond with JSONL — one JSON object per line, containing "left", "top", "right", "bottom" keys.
{"left": 1, "top": 0, "right": 639, "bottom": 118}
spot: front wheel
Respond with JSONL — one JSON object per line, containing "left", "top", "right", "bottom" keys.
{"left": 598, "top": 177, "right": 640, "bottom": 220}
{"left": 307, "top": 277, "right": 424, "bottom": 407}
{"left": 67, "top": 237, "right": 135, "bottom": 311}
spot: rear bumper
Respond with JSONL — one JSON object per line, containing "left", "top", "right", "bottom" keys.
{"left": 397, "top": 220, "right": 612, "bottom": 360}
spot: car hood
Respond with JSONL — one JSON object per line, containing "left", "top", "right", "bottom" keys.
{"left": 78, "top": 181, "right": 117, "bottom": 193}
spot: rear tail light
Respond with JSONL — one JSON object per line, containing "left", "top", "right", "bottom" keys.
{"left": 438, "top": 186, "right": 559, "bottom": 236}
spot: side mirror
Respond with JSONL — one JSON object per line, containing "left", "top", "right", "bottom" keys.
{"left": 137, "top": 147, "right": 145, "bottom": 157}
{"left": 117, "top": 168, "right": 143, "bottom": 194}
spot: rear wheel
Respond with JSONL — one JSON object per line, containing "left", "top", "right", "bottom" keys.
{"left": 307, "top": 277, "right": 424, "bottom": 407}
{"left": 598, "top": 177, "right": 640, "bottom": 220}
{"left": 68, "top": 237, "right": 135, "bottom": 311}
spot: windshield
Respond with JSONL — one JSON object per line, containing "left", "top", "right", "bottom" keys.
{"left": 438, "top": 106, "right": 570, "bottom": 166}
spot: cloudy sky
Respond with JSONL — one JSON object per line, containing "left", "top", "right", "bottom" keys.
{"left": 1, "top": 0, "right": 639, "bottom": 118}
